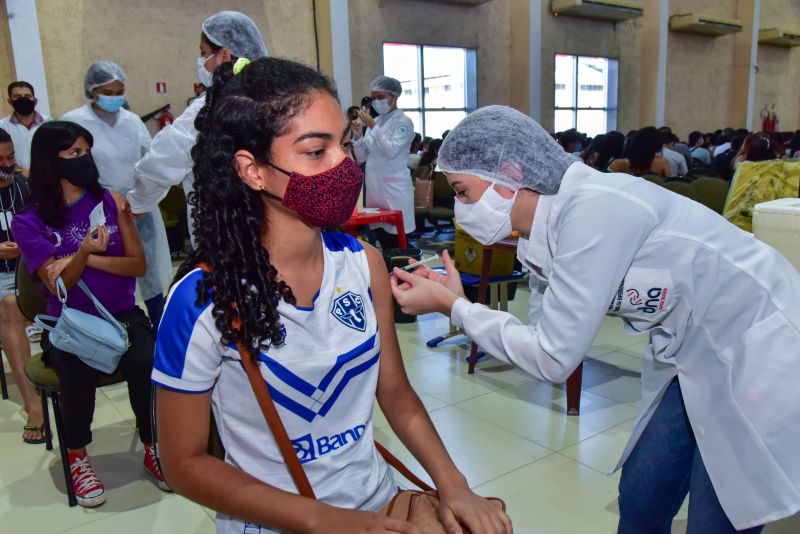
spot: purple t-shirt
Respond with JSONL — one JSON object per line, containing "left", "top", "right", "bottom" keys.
{"left": 12, "top": 189, "right": 136, "bottom": 317}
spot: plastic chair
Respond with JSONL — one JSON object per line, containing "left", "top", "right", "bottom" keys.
{"left": 25, "top": 355, "right": 125, "bottom": 507}
{"left": 641, "top": 174, "right": 666, "bottom": 186}
{"left": 662, "top": 181, "right": 697, "bottom": 200}
{"left": 15, "top": 257, "right": 126, "bottom": 507}
{"left": 425, "top": 172, "right": 455, "bottom": 232}
{"left": 693, "top": 177, "right": 730, "bottom": 214}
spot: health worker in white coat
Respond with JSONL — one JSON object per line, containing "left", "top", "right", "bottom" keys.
{"left": 128, "top": 11, "right": 268, "bottom": 248}
{"left": 391, "top": 106, "right": 800, "bottom": 534}
{"left": 352, "top": 76, "right": 416, "bottom": 250}
{"left": 62, "top": 61, "right": 171, "bottom": 327}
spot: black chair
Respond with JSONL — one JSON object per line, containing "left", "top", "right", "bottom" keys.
{"left": 16, "top": 257, "right": 126, "bottom": 507}
{"left": 0, "top": 341, "right": 7, "bottom": 400}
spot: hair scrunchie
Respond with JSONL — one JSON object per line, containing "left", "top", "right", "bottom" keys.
{"left": 233, "top": 57, "right": 251, "bottom": 76}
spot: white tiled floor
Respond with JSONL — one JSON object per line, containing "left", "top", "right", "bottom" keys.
{"left": 1, "top": 285, "right": 799, "bottom": 533}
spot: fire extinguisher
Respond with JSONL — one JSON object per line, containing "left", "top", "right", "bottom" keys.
{"left": 761, "top": 105, "right": 772, "bottom": 132}
{"left": 158, "top": 107, "right": 174, "bottom": 130}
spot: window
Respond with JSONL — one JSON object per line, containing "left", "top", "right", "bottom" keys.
{"left": 382, "top": 43, "right": 477, "bottom": 138}
{"left": 554, "top": 54, "right": 618, "bottom": 137}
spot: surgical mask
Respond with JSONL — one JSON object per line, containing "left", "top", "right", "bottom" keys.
{"left": 0, "top": 164, "right": 15, "bottom": 182}
{"left": 264, "top": 157, "right": 364, "bottom": 227}
{"left": 454, "top": 182, "right": 517, "bottom": 245}
{"left": 11, "top": 97, "right": 36, "bottom": 116}
{"left": 95, "top": 94, "right": 126, "bottom": 113}
{"left": 197, "top": 54, "right": 216, "bottom": 87}
{"left": 57, "top": 154, "right": 96, "bottom": 188}
{"left": 372, "top": 98, "right": 391, "bottom": 115}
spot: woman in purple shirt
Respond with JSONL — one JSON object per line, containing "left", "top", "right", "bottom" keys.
{"left": 12, "top": 121, "right": 167, "bottom": 507}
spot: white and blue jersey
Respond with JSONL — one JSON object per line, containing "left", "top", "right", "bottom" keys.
{"left": 152, "top": 232, "right": 396, "bottom": 534}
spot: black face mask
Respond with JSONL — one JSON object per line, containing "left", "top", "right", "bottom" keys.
{"left": 11, "top": 97, "right": 36, "bottom": 116}
{"left": 0, "top": 164, "right": 15, "bottom": 181}
{"left": 57, "top": 154, "right": 96, "bottom": 188}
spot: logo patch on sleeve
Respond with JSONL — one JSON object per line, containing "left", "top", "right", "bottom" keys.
{"left": 331, "top": 291, "right": 367, "bottom": 331}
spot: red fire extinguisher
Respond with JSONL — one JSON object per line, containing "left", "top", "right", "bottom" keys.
{"left": 158, "top": 107, "right": 174, "bottom": 130}
{"left": 760, "top": 105, "right": 779, "bottom": 133}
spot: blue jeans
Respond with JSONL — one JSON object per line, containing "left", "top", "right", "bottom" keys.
{"left": 618, "top": 379, "right": 764, "bottom": 534}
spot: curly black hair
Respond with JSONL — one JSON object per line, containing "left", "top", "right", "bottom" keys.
{"left": 27, "top": 121, "right": 103, "bottom": 228}
{"left": 176, "top": 57, "right": 338, "bottom": 358}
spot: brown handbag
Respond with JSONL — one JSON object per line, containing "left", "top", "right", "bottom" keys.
{"left": 236, "top": 340, "right": 506, "bottom": 531}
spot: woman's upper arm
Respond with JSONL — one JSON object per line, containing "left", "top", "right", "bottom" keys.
{"left": 157, "top": 387, "right": 212, "bottom": 468}
{"left": 363, "top": 244, "right": 413, "bottom": 398}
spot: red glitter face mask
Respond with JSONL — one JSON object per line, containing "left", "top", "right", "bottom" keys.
{"left": 265, "top": 157, "right": 364, "bottom": 227}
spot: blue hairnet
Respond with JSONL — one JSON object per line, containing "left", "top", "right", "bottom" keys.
{"left": 437, "top": 105, "right": 578, "bottom": 194}
{"left": 84, "top": 61, "right": 127, "bottom": 98}
{"left": 369, "top": 76, "right": 403, "bottom": 96}
{"left": 202, "top": 11, "right": 268, "bottom": 60}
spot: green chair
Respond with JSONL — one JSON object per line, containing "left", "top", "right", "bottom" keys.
{"left": 692, "top": 177, "right": 730, "bottom": 214}
{"left": 641, "top": 174, "right": 666, "bottom": 186}
{"left": 662, "top": 180, "right": 697, "bottom": 200}
{"left": 17, "top": 258, "right": 126, "bottom": 507}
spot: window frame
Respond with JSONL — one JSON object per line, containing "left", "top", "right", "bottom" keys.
{"left": 382, "top": 42, "right": 477, "bottom": 138}
{"left": 554, "top": 53, "right": 618, "bottom": 135}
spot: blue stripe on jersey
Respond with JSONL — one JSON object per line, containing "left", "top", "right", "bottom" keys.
{"left": 254, "top": 332, "right": 376, "bottom": 396}
{"left": 318, "top": 333, "right": 377, "bottom": 391}
{"left": 322, "top": 231, "right": 363, "bottom": 253}
{"left": 318, "top": 352, "right": 381, "bottom": 417}
{"left": 256, "top": 351, "right": 318, "bottom": 397}
{"left": 154, "top": 269, "right": 213, "bottom": 379}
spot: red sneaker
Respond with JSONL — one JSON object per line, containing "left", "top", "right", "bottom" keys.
{"left": 68, "top": 451, "right": 106, "bottom": 507}
{"left": 143, "top": 443, "right": 171, "bottom": 491}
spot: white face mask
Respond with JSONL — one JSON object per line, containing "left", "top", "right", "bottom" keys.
{"left": 197, "top": 54, "right": 216, "bottom": 87}
{"left": 372, "top": 98, "right": 391, "bottom": 115}
{"left": 454, "top": 181, "right": 517, "bottom": 245}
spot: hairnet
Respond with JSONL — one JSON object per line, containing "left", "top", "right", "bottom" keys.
{"left": 437, "top": 105, "right": 578, "bottom": 194}
{"left": 369, "top": 75, "right": 403, "bottom": 96}
{"left": 84, "top": 61, "right": 127, "bottom": 98}
{"left": 202, "top": 11, "right": 268, "bottom": 60}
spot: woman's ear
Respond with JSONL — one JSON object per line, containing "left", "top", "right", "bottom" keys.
{"left": 234, "top": 150, "right": 265, "bottom": 192}
{"left": 219, "top": 48, "right": 234, "bottom": 64}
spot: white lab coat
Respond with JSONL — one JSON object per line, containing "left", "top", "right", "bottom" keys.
{"left": 450, "top": 161, "right": 800, "bottom": 529}
{"left": 129, "top": 96, "right": 206, "bottom": 246}
{"left": 0, "top": 112, "right": 50, "bottom": 169}
{"left": 353, "top": 109, "right": 416, "bottom": 235}
{"left": 61, "top": 104, "right": 171, "bottom": 301}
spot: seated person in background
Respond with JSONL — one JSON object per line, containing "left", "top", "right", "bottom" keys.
{"left": 596, "top": 130, "right": 625, "bottom": 172}
{"left": 407, "top": 132, "right": 422, "bottom": 169}
{"left": 580, "top": 134, "right": 604, "bottom": 168}
{"left": 712, "top": 128, "right": 735, "bottom": 157}
{"left": 660, "top": 131, "right": 688, "bottom": 176}
{"left": 0, "top": 128, "right": 44, "bottom": 445}
{"left": 557, "top": 128, "right": 582, "bottom": 154}
{"left": 152, "top": 57, "right": 510, "bottom": 534}
{"left": 421, "top": 135, "right": 433, "bottom": 153}
{"left": 12, "top": 121, "right": 167, "bottom": 507}
{"left": 689, "top": 130, "right": 711, "bottom": 164}
{"left": 609, "top": 127, "right": 670, "bottom": 177}
{"left": 734, "top": 134, "right": 777, "bottom": 169}
{"left": 417, "top": 138, "right": 443, "bottom": 178}
{"left": 788, "top": 131, "right": 800, "bottom": 159}
{"left": 659, "top": 126, "right": 690, "bottom": 168}
{"left": 712, "top": 134, "right": 745, "bottom": 181}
